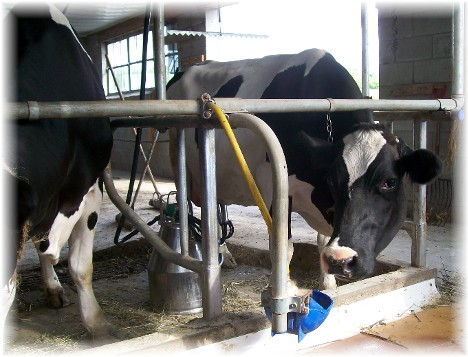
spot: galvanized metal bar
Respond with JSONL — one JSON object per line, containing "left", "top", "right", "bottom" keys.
{"left": 177, "top": 128, "right": 189, "bottom": 256}
{"left": 153, "top": 2, "right": 166, "bottom": 100}
{"left": 229, "top": 113, "right": 289, "bottom": 334}
{"left": 130, "top": 129, "right": 159, "bottom": 208}
{"left": 361, "top": 1, "right": 370, "bottom": 98}
{"left": 411, "top": 119, "right": 428, "bottom": 267}
{"left": 452, "top": 2, "right": 465, "bottom": 102}
{"left": 9, "top": 98, "right": 461, "bottom": 120}
{"left": 198, "top": 125, "right": 222, "bottom": 320}
{"left": 103, "top": 164, "right": 202, "bottom": 273}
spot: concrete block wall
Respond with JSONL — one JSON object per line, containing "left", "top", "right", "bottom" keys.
{"left": 378, "top": 4, "right": 453, "bottom": 165}
{"left": 378, "top": 3, "right": 456, "bottom": 221}
{"left": 111, "top": 124, "right": 173, "bottom": 179}
{"left": 378, "top": 5, "right": 452, "bottom": 98}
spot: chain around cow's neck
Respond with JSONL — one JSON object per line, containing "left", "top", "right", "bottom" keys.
{"left": 326, "top": 112, "right": 333, "bottom": 143}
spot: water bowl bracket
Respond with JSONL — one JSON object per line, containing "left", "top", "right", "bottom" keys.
{"left": 261, "top": 289, "right": 310, "bottom": 315}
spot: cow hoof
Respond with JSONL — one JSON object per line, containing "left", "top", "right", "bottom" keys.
{"left": 46, "top": 287, "right": 70, "bottom": 308}
{"left": 219, "top": 244, "right": 237, "bottom": 269}
{"left": 89, "top": 324, "right": 121, "bottom": 346}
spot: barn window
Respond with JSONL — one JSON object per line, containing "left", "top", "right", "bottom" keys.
{"left": 104, "top": 31, "right": 178, "bottom": 97}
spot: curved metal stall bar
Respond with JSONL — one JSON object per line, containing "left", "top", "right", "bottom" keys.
{"left": 228, "top": 113, "right": 289, "bottom": 333}
{"left": 104, "top": 111, "right": 289, "bottom": 330}
{"left": 102, "top": 164, "right": 202, "bottom": 274}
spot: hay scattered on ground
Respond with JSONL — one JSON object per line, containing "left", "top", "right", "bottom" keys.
{"left": 437, "top": 260, "right": 463, "bottom": 305}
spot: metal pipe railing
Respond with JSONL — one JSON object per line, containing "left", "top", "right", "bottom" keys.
{"left": 198, "top": 125, "right": 223, "bottom": 319}
{"left": 8, "top": 98, "right": 462, "bottom": 120}
{"left": 103, "top": 111, "right": 289, "bottom": 329}
{"left": 361, "top": 2, "right": 370, "bottom": 98}
{"left": 411, "top": 119, "right": 428, "bottom": 267}
{"left": 452, "top": 2, "right": 465, "bottom": 103}
{"left": 103, "top": 163, "right": 203, "bottom": 274}
{"left": 229, "top": 113, "right": 289, "bottom": 333}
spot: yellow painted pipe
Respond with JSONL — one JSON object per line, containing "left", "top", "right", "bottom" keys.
{"left": 208, "top": 102, "right": 273, "bottom": 235}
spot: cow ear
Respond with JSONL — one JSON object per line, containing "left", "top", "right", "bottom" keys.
{"left": 295, "top": 131, "right": 334, "bottom": 153}
{"left": 396, "top": 147, "right": 443, "bottom": 184}
{"left": 294, "top": 131, "right": 338, "bottom": 171}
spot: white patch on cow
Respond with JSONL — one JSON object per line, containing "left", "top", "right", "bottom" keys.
{"left": 49, "top": 5, "right": 92, "bottom": 62}
{"left": 342, "top": 129, "right": 386, "bottom": 194}
{"left": 41, "top": 181, "right": 97, "bottom": 264}
{"left": 288, "top": 175, "right": 332, "bottom": 236}
{"left": 316, "top": 233, "right": 337, "bottom": 290}
{"left": 42, "top": 202, "right": 85, "bottom": 264}
{"left": 168, "top": 49, "right": 327, "bottom": 101}
{"left": 321, "top": 237, "right": 357, "bottom": 261}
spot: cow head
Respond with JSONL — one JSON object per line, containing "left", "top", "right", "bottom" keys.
{"left": 299, "top": 123, "right": 443, "bottom": 280}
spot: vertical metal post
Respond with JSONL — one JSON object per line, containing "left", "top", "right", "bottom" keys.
{"left": 361, "top": 2, "right": 370, "bottom": 98}
{"left": 269, "top": 165, "right": 289, "bottom": 334}
{"left": 199, "top": 126, "right": 222, "bottom": 319}
{"left": 452, "top": 2, "right": 465, "bottom": 103}
{"left": 177, "top": 129, "right": 189, "bottom": 256}
{"left": 153, "top": 4, "right": 190, "bottom": 256}
{"left": 411, "top": 119, "right": 427, "bottom": 267}
{"left": 153, "top": 2, "right": 166, "bottom": 100}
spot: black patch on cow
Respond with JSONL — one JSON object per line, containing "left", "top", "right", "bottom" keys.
{"left": 213, "top": 75, "right": 244, "bottom": 97}
{"left": 87, "top": 212, "right": 98, "bottom": 230}
{"left": 98, "top": 176, "right": 104, "bottom": 193}
{"left": 167, "top": 69, "right": 184, "bottom": 90}
{"left": 39, "top": 239, "right": 49, "bottom": 253}
{"left": 8, "top": 5, "right": 113, "bottom": 248}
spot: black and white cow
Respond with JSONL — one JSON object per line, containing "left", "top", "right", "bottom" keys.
{"left": 3, "top": 4, "right": 113, "bottom": 338}
{"left": 167, "top": 49, "right": 443, "bottom": 289}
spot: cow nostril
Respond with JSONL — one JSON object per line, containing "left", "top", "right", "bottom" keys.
{"left": 325, "top": 253, "right": 358, "bottom": 277}
{"left": 342, "top": 255, "right": 358, "bottom": 276}
{"left": 39, "top": 239, "right": 50, "bottom": 253}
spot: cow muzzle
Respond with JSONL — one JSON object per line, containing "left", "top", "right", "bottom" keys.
{"left": 323, "top": 254, "right": 358, "bottom": 278}
{"left": 320, "top": 239, "right": 359, "bottom": 278}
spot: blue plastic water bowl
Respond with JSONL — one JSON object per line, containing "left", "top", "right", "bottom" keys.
{"left": 264, "top": 290, "right": 334, "bottom": 342}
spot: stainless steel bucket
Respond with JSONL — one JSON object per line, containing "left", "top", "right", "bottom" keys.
{"left": 148, "top": 198, "right": 203, "bottom": 314}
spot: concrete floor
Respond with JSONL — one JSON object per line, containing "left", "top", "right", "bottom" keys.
{"left": 301, "top": 304, "right": 464, "bottom": 354}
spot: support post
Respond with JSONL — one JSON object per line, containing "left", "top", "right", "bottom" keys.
{"left": 411, "top": 119, "right": 427, "bottom": 267}
{"left": 361, "top": 2, "right": 370, "bottom": 98}
{"left": 199, "top": 126, "right": 222, "bottom": 319}
{"left": 177, "top": 128, "right": 189, "bottom": 256}
{"left": 152, "top": 2, "right": 166, "bottom": 100}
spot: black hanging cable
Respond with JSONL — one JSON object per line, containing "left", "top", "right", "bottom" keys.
{"left": 114, "top": 3, "right": 152, "bottom": 245}
{"left": 218, "top": 204, "right": 234, "bottom": 245}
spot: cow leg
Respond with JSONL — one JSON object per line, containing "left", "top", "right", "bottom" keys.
{"left": 68, "top": 181, "right": 112, "bottom": 338}
{"left": 286, "top": 240, "right": 302, "bottom": 294}
{"left": 317, "top": 233, "right": 337, "bottom": 290}
{"left": 35, "top": 243, "right": 70, "bottom": 308}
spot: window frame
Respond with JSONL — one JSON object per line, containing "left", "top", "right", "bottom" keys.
{"left": 104, "top": 30, "right": 178, "bottom": 98}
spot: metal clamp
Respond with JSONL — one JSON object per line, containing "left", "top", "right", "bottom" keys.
{"left": 199, "top": 93, "right": 215, "bottom": 119}
{"left": 27, "top": 101, "right": 40, "bottom": 120}
{"left": 261, "top": 288, "right": 310, "bottom": 315}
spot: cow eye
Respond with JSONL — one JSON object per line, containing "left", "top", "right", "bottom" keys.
{"left": 381, "top": 178, "right": 398, "bottom": 191}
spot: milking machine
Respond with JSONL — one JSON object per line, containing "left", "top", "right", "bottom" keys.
{"left": 147, "top": 192, "right": 204, "bottom": 314}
